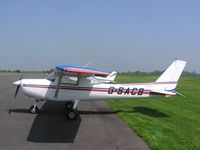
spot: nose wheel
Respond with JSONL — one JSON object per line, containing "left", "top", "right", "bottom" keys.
{"left": 29, "top": 99, "right": 40, "bottom": 114}
{"left": 29, "top": 105, "right": 39, "bottom": 114}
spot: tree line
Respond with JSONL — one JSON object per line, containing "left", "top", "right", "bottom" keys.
{"left": 119, "top": 70, "right": 200, "bottom": 77}
{"left": 0, "top": 69, "right": 199, "bottom": 77}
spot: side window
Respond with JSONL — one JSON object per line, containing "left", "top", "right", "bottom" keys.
{"left": 61, "top": 76, "right": 78, "bottom": 85}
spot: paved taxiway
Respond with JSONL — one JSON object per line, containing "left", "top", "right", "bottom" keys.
{"left": 0, "top": 74, "right": 150, "bottom": 150}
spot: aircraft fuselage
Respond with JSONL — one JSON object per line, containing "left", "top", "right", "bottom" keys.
{"left": 20, "top": 79, "right": 173, "bottom": 101}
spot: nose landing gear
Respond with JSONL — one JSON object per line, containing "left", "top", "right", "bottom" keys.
{"left": 29, "top": 105, "right": 39, "bottom": 114}
{"left": 29, "top": 99, "right": 40, "bottom": 114}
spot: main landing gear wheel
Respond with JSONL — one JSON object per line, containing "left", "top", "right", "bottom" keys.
{"left": 65, "top": 100, "right": 79, "bottom": 120}
{"left": 66, "top": 109, "right": 79, "bottom": 120}
{"left": 29, "top": 105, "right": 39, "bottom": 114}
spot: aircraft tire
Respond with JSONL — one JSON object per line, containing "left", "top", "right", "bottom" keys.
{"left": 29, "top": 105, "right": 39, "bottom": 114}
{"left": 66, "top": 110, "right": 78, "bottom": 120}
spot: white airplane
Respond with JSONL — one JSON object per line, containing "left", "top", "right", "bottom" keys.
{"left": 13, "top": 59, "right": 186, "bottom": 120}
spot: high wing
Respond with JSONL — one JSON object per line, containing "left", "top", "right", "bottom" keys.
{"left": 56, "top": 65, "right": 110, "bottom": 76}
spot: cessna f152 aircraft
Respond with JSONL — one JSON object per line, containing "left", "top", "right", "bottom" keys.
{"left": 13, "top": 60, "right": 186, "bottom": 120}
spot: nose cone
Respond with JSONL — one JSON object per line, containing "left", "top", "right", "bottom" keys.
{"left": 13, "top": 80, "right": 21, "bottom": 85}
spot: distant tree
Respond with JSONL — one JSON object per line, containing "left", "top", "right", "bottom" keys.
{"left": 118, "top": 70, "right": 200, "bottom": 77}
{"left": 149, "top": 70, "right": 162, "bottom": 76}
{"left": 14, "top": 69, "right": 21, "bottom": 73}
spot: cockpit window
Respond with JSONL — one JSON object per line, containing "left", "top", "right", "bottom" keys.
{"left": 61, "top": 76, "right": 78, "bottom": 85}
{"left": 47, "top": 72, "right": 56, "bottom": 82}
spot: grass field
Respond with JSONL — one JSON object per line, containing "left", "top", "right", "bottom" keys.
{"left": 107, "top": 75, "right": 200, "bottom": 150}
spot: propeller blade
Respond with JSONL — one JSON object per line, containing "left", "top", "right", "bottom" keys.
{"left": 10, "top": 74, "right": 23, "bottom": 114}
{"left": 14, "top": 85, "right": 20, "bottom": 98}
{"left": 19, "top": 74, "right": 23, "bottom": 80}
{"left": 14, "top": 74, "right": 23, "bottom": 98}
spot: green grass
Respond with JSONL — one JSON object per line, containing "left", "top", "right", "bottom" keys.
{"left": 107, "top": 75, "right": 200, "bottom": 150}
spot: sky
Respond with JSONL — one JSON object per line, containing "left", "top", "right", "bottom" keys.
{"left": 0, "top": 0, "right": 200, "bottom": 72}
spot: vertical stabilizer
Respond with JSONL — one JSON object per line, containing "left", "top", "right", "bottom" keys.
{"left": 156, "top": 59, "right": 186, "bottom": 83}
{"left": 155, "top": 59, "right": 186, "bottom": 91}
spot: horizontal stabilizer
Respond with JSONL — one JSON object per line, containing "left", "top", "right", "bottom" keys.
{"left": 150, "top": 90, "right": 176, "bottom": 97}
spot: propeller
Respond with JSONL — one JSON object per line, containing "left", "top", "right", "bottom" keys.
{"left": 14, "top": 74, "right": 23, "bottom": 98}
{"left": 9, "top": 74, "right": 23, "bottom": 114}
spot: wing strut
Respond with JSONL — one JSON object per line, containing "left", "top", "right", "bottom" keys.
{"left": 55, "top": 74, "right": 62, "bottom": 98}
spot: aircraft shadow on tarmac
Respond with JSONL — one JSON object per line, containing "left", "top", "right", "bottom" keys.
{"left": 9, "top": 101, "right": 81, "bottom": 143}
{"left": 26, "top": 101, "right": 81, "bottom": 143}
{"left": 9, "top": 102, "right": 132, "bottom": 143}
{"left": 9, "top": 103, "right": 168, "bottom": 143}
{"left": 9, "top": 102, "right": 133, "bottom": 143}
